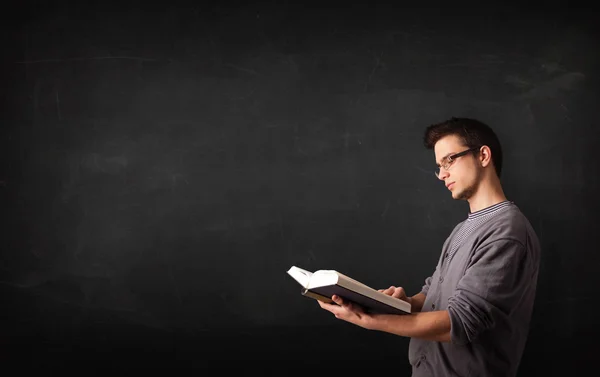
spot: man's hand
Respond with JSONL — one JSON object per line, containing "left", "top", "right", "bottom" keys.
{"left": 379, "top": 286, "right": 412, "bottom": 305}
{"left": 317, "top": 295, "right": 374, "bottom": 329}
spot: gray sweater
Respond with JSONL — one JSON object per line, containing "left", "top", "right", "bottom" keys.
{"left": 408, "top": 201, "right": 541, "bottom": 377}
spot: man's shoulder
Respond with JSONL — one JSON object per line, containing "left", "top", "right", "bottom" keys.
{"left": 478, "top": 204, "right": 542, "bottom": 274}
{"left": 481, "top": 204, "right": 539, "bottom": 247}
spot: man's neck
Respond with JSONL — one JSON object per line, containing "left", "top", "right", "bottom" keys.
{"left": 468, "top": 177, "right": 507, "bottom": 213}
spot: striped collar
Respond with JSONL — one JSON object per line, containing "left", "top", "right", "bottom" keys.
{"left": 467, "top": 200, "right": 513, "bottom": 221}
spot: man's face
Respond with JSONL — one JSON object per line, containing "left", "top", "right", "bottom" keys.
{"left": 434, "top": 135, "right": 481, "bottom": 201}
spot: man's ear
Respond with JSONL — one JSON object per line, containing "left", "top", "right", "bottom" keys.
{"left": 480, "top": 146, "right": 492, "bottom": 168}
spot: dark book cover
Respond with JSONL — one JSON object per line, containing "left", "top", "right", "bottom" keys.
{"left": 306, "top": 284, "right": 410, "bottom": 315}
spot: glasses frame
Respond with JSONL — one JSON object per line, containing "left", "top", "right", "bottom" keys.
{"left": 435, "top": 146, "right": 481, "bottom": 178}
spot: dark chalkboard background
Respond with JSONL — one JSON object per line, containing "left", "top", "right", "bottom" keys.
{"left": 2, "top": 1, "right": 598, "bottom": 374}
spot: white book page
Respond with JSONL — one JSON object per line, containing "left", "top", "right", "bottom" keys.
{"left": 306, "top": 270, "right": 340, "bottom": 289}
{"left": 287, "top": 266, "right": 313, "bottom": 288}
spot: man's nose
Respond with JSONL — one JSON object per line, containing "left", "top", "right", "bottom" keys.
{"left": 437, "top": 168, "right": 449, "bottom": 181}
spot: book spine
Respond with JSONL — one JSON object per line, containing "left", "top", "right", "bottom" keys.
{"left": 302, "top": 289, "right": 335, "bottom": 304}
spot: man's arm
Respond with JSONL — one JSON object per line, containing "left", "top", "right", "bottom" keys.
{"left": 319, "top": 294, "right": 451, "bottom": 342}
{"left": 368, "top": 310, "right": 451, "bottom": 342}
{"left": 447, "top": 239, "right": 533, "bottom": 345}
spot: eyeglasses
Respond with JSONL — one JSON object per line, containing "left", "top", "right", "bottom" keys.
{"left": 435, "top": 147, "right": 481, "bottom": 178}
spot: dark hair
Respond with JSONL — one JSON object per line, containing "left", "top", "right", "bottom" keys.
{"left": 423, "top": 117, "right": 503, "bottom": 177}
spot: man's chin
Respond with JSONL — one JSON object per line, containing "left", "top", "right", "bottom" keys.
{"left": 452, "top": 189, "right": 469, "bottom": 201}
{"left": 450, "top": 189, "right": 460, "bottom": 199}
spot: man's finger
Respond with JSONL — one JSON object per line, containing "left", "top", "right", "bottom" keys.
{"left": 318, "top": 300, "right": 336, "bottom": 309}
{"left": 332, "top": 295, "right": 344, "bottom": 305}
{"left": 382, "top": 286, "right": 395, "bottom": 295}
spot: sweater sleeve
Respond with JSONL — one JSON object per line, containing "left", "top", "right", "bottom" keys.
{"left": 447, "top": 239, "right": 532, "bottom": 345}
{"left": 420, "top": 275, "right": 433, "bottom": 296}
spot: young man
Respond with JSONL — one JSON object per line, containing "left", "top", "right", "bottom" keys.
{"left": 318, "top": 117, "right": 541, "bottom": 377}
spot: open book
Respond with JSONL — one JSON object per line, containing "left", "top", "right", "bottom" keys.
{"left": 287, "top": 266, "right": 411, "bottom": 315}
